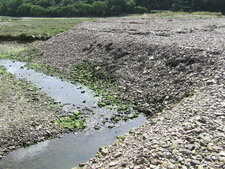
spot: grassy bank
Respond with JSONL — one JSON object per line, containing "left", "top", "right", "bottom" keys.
{"left": 0, "top": 17, "right": 94, "bottom": 41}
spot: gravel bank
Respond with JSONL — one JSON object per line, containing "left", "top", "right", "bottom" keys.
{"left": 38, "top": 16, "right": 225, "bottom": 114}
{"left": 36, "top": 16, "right": 225, "bottom": 168}
{"left": 77, "top": 52, "right": 225, "bottom": 168}
{"left": 79, "top": 80, "right": 225, "bottom": 169}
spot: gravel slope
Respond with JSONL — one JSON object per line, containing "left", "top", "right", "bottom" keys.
{"left": 79, "top": 79, "right": 225, "bottom": 169}
{"left": 38, "top": 16, "right": 225, "bottom": 114}
{"left": 77, "top": 52, "right": 225, "bottom": 169}
{"left": 37, "top": 16, "right": 225, "bottom": 168}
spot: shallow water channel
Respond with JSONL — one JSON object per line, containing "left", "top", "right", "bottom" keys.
{"left": 0, "top": 59, "right": 146, "bottom": 169}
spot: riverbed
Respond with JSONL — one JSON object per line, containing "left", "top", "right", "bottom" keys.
{"left": 0, "top": 59, "right": 146, "bottom": 169}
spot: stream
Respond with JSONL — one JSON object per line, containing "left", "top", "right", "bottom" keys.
{"left": 0, "top": 59, "right": 146, "bottom": 169}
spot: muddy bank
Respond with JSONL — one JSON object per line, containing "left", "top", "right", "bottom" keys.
{"left": 0, "top": 69, "right": 62, "bottom": 158}
{"left": 37, "top": 16, "right": 225, "bottom": 114}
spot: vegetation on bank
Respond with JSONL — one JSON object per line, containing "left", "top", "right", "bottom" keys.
{"left": 0, "top": 43, "right": 137, "bottom": 125}
{"left": 0, "top": 43, "right": 89, "bottom": 131}
{"left": 0, "top": 18, "right": 95, "bottom": 131}
{"left": 55, "top": 111, "right": 86, "bottom": 130}
{"left": 27, "top": 60, "right": 141, "bottom": 125}
{"left": 0, "top": 17, "right": 93, "bottom": 41}
{"left": 0, "top": 0, "right": 224, "bottom": 17}
{"left": 26, "top": 57, "right": 135, "bottom": 114}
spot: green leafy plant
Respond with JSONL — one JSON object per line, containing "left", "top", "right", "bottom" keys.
{"left": 55, "top": 111, "right": 86, "bottom": 130}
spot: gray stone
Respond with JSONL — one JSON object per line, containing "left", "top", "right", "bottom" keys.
{"left": 109, "top": 161, "right": 118, "bottom": 167}
{"left": 190, "top": 160, "right": 201, "bottom": 166}
{"left": 121, "top": 163, "right": 126, "bottom": 167}
{"left": 185, "top": 144, "right": 195, "bottom": 150}
{"left": 179, "top": 149, "right": 191, "bottom": 155}
{"left": 206, "top": 79, "right": 217, "bottom": 85}
{"left": 134, "top": 157, "right": 146, "bottom": 165}
{"left": 114, "top": 152, "right": 122, "bottom": 158}
{"left": 199, "top": 133, "right": 211, "bottom": 142}
{"left": 99, "top": 147, "right": 109, "bottom": 156}
{"left": 218, "top": 151, "right": 225, "bottom": 157}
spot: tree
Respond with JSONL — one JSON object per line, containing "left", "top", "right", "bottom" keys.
{"left": 59, "top": 5, "right": 76, "bottom": 16}
{"left": 37, "top": 0, "right": 53, "bottom": 8}
{"left": 46, "top": 6, "right": 61, "bottom": 16}
{"left": 91, "top": 1, "right": 107, "bottom": 16}
{"left": 30, "top": 5, "right": 46, "bottom": 16}
{"left": 76, "top": 2, "right": 92, "bottom": 16}
{"left": 135, "top": 6, "right": 148, "bottom": 14}
{"left": 171, "top": 0, "right": 192, "bottom": 12}
{"left": 4, "top": 0, "right": 23, "bottom": 16}
{"left": 0, "top": 0, "right": 224, "bottom": 17}
{"left": 17, "top": 3, "right": 32, "bottom": 16}
{"left": 61, "top": 0, "right": 73, "bottom": 6}
{"left": 0, "top": 1, "right": 8, "bottom": 15}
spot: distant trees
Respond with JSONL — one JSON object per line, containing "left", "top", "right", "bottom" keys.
{"left": 171, "top": 0, "right": 225, "bottom": 12}
{"left": 91, "top": 1, "right": 107, "bottom": 16}
{"left": 0, "top": 0, "right": 224, "bottom": 17}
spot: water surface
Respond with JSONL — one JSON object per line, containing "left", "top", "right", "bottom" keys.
{"left": 0, "top": 59, "right": 146, "bottom": 169}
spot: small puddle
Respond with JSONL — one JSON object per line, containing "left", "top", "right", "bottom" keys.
{"left": 0, "top": 59, "right": 146, "bottom": 169}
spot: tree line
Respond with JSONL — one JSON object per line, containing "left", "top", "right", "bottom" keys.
{"left": 0, "top": 0, "right": 224, "bottom": 17}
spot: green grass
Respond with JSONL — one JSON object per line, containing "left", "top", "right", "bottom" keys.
{"left": 0, "top": 43, "right": 27, "bottom": 58}
{"left": 0, "top": 17, "right": 95, "bottom": 41}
